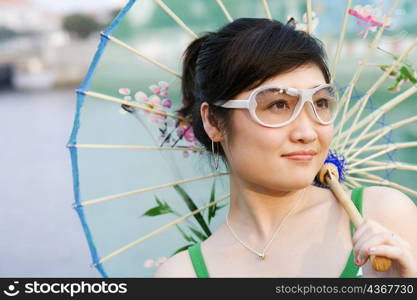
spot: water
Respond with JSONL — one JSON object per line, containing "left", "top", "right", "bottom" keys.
{"left": 0, "top": 88, "right": 99, "bottom": 277}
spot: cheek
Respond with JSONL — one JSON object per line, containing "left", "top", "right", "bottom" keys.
{"left": 316, "top": 125, "right": 334, "bottom": 161}
{"left": 321, "top": 125, "right": 334, "bottom": 148}
{"left": 226, "top": 111, "right": 285, "bottom": 162}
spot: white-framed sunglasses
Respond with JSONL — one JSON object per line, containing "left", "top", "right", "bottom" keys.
{"left": 211, "top": 83, "right": 339, "bottom": 128}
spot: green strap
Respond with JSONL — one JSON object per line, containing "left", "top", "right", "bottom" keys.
{"left": 339, "top": 186, "right": 364, "bottom": 278}
{"left": 188, "top": 243, "right": 210, "bottom": 278}
{"left": 350, "top": 186, "right": 364, "bottom": 235}
{"left": 188, "top": 187, "right": 364, "bottom": 278}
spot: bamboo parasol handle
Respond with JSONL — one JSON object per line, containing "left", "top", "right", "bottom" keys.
{"left": 317, "top": 163, "right": 392, "bottom": 272}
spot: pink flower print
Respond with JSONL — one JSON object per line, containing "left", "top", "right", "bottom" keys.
{"left": 183, "top": 126, "right": 196, "bottom": 143}
{"left": 160, "top": 91, "right": 168, "bottom": 98}
{"left": 135, "top": 91, "right": 148, "bottom": 103}
{"left": 144, "top": 259, "right": 155, "bottom": 268}
{"left": 150, "top": 115, "right": 161, "bottom": 124}
{"left": 155, "top": 257, "right": 167, "bottom": 266}
{"left": 148, "top": 95, "right": 162, "bottom": 108}
{"left": 162, "top": 99, "right": 172, "bottom": 108}
{"left": 149, "top": 84, "right": 160, "bottom": 95}
{"left": 118, "top": 88, "right": 131, "bottom": 96}
{"left": 158, "top": 81, "right": 169, "bottom": 91}
{"left": 349, "top": 5, "right": 391, "bottom": 39}
{"left": 295, "top": 12, "right": 319, "bottom": 33}
{"left": 176, "top": 126, "right": 185, "bottom": 136}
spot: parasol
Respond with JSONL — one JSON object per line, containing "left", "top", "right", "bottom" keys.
{"left": 67, "top": 0, "right": 417, "bottom": 277}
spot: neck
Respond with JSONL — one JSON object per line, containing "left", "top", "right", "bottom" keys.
{"left": 227, "top": 175, "right": 309, "bottom": 246}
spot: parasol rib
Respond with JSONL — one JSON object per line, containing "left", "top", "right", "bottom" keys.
{"left": 106, "top": 35, "right": 181, "bottom": 78}
{"left": 331, "top": 0, "right": 352, "bottom": 79}
{"left": 335, "top": 85, "right": 417, "bottom": 145}
{"left": 261, "top": 0, "right": 272, "bottom": 20}
{"left": 342, "top": 115, "right": 417, "bottom": 147}
{"left": 340, "top": 86, "right": 417, "bottom": 156}
{"left": 334, "top": 0, "right": 400, "bottom": 149}
{"left": 335, "top": 38, "right": 417, "bottom": 142}
{"left": 81, "top": 90, "right": 190, "bottom": 122}
{"left": 349, "top": 159, "right": 387, "bottom": 166}
{"left": 348, "top": 142, "right": 417, "bottom": 168}
{"left": 336, "top": 38, "right": 417, "bottom": 150}
{"left": 345, "top": 125, "right": 399, "bottom": 160}
{"left": 67, "top": 144, "right": 205, "bottom": 152}
{"left": 349, "top": 162, "right": 417, "bottom": 174}
{"left": 345, "top": 177, "right": 361, "bottom": 188}
{"left": 347, "top": 141, "right": 417, "bottom": 155}
{"left": 154, "top": 0, "right": 198, "bottom": 39}
{"left": 344, "top": 182, "right": 358, "bottom": 189}
{"left": 80, "top": 172, "right": 230, "bottom": 207}
{"left": 350, "top": 158, "right": 407, "bottom": 167}
{"left": 346, "top": 173, "right": 417, "bottom": 197}
{"left": 306, "top": 0, "right": 313, "bottom": 35}
{"left": 215, "top": 0, "right": 233, "bottom": 22}
{"left": 96, "top": 193, "right": 230, "bottom": 265}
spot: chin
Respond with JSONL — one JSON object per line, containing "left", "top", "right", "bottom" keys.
{"left": 271, "top": 177, "right": 315, "bottom": 191}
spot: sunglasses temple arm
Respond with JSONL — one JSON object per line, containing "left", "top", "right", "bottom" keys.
{"left": 217, "top": 99, "right": 250, "bottom": 109}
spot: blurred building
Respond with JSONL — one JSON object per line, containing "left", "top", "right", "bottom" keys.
{"left": 0, "top": 0, "right": 115, "bottom": 90}
{"left": 0, "top": 0, "right": 60, "bottom": 32}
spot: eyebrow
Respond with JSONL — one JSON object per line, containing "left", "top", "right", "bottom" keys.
{"left": 311, "top": 84, "right": 325, "bottom": 88}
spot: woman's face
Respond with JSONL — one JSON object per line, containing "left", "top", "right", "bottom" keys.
{"left": 212, "top": 63, "right": 334, "bottom": 192}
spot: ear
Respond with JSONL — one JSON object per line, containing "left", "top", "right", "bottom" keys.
{"left": 200, "top": 102, "right": 223, "bottom": 142}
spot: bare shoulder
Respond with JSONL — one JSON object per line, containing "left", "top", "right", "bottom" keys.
{"left": 363, "top": 186, "right": 417, "bottom": 221}
{"left": 153, "top": 249, "right": 196, "bottom": 278}
{"left": 363, "top": 186, "right": 417, "bottom": 246}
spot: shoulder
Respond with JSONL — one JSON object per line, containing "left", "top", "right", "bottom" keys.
{"left": 153, "top": 248, "right": 196, "bottom": 278}
{"left": 362, "top": 186, "right": 417, "bottom": 247}
{"left": 362, "top": 186, "right": 417, "bottom": 222}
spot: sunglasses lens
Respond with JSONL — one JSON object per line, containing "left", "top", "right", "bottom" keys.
{"left": 255, "top": 88, "right": 299, "bottom": 125}
{"left": 312, "top": 85, "right": 338, "bottom": 123}
{"left": 254, "top": 86, "right": 338, "bottom": 126}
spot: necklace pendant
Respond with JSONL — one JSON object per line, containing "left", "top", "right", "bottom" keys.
{"left": 258, "top": 253, "right": 266, "bottom": 260}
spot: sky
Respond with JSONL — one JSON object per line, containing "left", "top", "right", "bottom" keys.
{"left": 29, "top": 0, "right": 126, "bottom": 13}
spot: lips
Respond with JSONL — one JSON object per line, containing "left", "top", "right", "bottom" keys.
{"left": 281, "top": 150, "right": 317, "bottom": 161}
{"left": 282, "top": 150, "right": 317, "bottom": 156}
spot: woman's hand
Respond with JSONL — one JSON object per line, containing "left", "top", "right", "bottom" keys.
{"left": 352, "top": 219, "right": 417, "bottom": 277}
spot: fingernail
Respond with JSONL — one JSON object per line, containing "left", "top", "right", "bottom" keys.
{"left": 355, "top": 256, "right": 361, "bottom": 265}
{"left": 369, "top": 247, "right": 376, "bottom": 253}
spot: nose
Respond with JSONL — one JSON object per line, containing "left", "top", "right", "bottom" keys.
{"left": 289, "top": 103, "right": 318, "bottom": 144}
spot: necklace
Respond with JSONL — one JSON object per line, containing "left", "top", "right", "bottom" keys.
{"left": 226, "top": 187, "right": 307, "bottom": 260}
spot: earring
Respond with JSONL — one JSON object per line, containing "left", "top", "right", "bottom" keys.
{"left": 211, "top": 139, "right": 220, "bottom": 170}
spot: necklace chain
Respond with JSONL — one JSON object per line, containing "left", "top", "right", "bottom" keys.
{"left": 226, "top": 188, "right": 307, "bottom": 260}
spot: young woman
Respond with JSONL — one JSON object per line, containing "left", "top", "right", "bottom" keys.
{"left": 154, "top": 18, "right": 417, "bottom": 278}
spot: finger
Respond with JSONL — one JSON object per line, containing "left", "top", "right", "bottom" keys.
{"left": 368, "top": 245, "right": 404, "bottom": 264}
{"left": 353, "top": 224, "right": 382, "bottom": 259}
{"left": 370, "top": 245, "right": 417, "bottom": 277}
{"left": 352, "top": 219, "right": 375, "bottom": 244}
{"left": 355, "top": 232, "right": 399, "bottom": 265}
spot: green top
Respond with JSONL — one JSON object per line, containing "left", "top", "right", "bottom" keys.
{"left": 188, "top": 186, "right": 364, "bottom": 278}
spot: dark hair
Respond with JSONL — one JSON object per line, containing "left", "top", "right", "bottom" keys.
{"left": 176, "top": 18, "right": 330, "bottom": 170}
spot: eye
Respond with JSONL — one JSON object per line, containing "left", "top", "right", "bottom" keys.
{"left": 270, "top": 100, "right": 290, "bottom": 110}
{"left": 315, "top": 98, "right": 329, "bottom": 109}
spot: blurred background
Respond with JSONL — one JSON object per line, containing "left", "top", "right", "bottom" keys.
{"left": 0, "top": 0, "right": 416, "bottom": 277}
{"left": 0, "top": 0, "right": 125, "bottom": 277}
